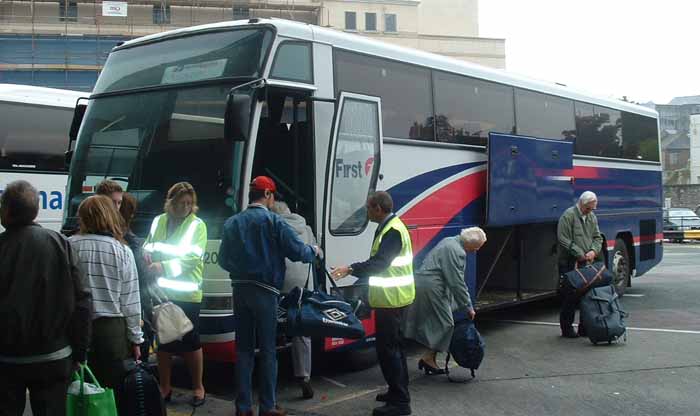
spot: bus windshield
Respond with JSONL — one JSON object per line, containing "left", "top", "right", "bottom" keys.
{"left": 67, "top": 83, "right": 250, "bottom": 238}
{"left": 94, "top": 28, "right": 273, "bottom": 94}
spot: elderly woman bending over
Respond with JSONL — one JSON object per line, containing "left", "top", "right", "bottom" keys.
{"left": 402, "top": 227, "right": 487, "bottom": 374}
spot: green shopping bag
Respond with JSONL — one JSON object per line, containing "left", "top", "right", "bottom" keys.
{"left": 66, "top": 363, "right": 118, "bottom": 416}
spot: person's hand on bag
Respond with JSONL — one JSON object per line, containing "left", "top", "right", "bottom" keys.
{"left": 585, "top": 250, "right": 596, "bottom": 262}
{"left": 148, "top": 262, "right": 164, "bottom": 276}
{"left": 132, "top": 344, "right": 141, "bottom": 362}
{"left": 331, "top": 266, "right": 352, "bottom": 280}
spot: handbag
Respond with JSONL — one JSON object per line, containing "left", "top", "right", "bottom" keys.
{"left": 150, "top": 285, "right": 194, "bottom": 344}
{"left": 66, "top": 363, "right": 118, "bottom": 416}
{"left": 562, "top": 261, "right": 613, "bottom": 295}
{"left": 281, "top": 266, "right": 366, "bottom": 339}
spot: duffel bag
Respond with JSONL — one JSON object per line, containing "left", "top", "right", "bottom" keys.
{"left": 563, "top": 261, "right": 613, "bottom": 295}
{"left": 118, "top": 360, "right": 166, "bottom": 416}
{"left": 282, "top": 286, "right": 365, "bottom": 339}
{"left": 445, "top": 318, "right": 485, "bottom": 382}
{"left": 580, "top": 284, "right": 628, "bottom": 345}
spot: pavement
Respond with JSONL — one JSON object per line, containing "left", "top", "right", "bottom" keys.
{"left": 22, "top": 242, "right": 700, "bottom": 415}
{"left": 164, "top": 242, "right": 700, "bottom": 416}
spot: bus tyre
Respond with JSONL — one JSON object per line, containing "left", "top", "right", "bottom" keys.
{"left": 612, "top": 238, "right": 630, "bottom": 296}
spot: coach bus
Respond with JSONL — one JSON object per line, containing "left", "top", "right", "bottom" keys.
{"left": 0, "top": 84, "right": 85, "bottom": 231}
{"left": 63, "top": 19, "right": 662, "bottom": 361}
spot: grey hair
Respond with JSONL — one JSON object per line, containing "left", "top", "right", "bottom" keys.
{"left": 459, "top": 227, "right": 487, "bottom": 246}
{"left": 271, "top": 200, "right": 291, "bottom": 215}
{"left": 578, "top": 191, "right": 598, "bottom": 205}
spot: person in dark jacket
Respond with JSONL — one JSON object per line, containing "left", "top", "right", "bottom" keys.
{"left": 219, "top": 176, "right": 321, "bottom": 416}
{"left": 0, "top": 180, "right": 92, "bottom": 416}
{"left": 120, "top": 192, "right": 155, "bottom": 360}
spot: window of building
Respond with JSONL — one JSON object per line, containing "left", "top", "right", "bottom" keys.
{"left": 515, "top": 89, "right": 575, "bottom": 140}
{"left": 385, "top": 13, "right": 397, "bottom": 32}
{"left": 365, "top": 13, "right": 377, "bottom": 31}
{"left": 153, "top": 4, "right": 171, "bottom": 24}
{"left": 59, "top": 0, "right": 77, "bottom": 22}
{"left": 233, "top": 7, "right": 249, "bottom": 20}
{"left": 270, "top": 42, "right": 313, "bottom": 83}
{"left": 345, "top": 12, "right": 357, "bottom": 30}
{"left": 433, "top": 71, "right": 515, "bottom": 146}
{"left": 669, "top": 152, "right": 679, "bottom": 165}
{"left": 335, "top": 50, "right": 434, "bottom": 141}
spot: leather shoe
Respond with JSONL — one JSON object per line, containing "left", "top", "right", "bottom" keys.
{"left": 376, "top": 391, "right": 390, "bottom": 402}
{"left": 260, "top": 406, "right": 287, "bottom": 416}
{"left": 372, "top": 403, "right": 412, "bottom": 416}
{"left": 561, "top": 327, "right": 579, "bottom": 338}
{"left": 299, "top": 378, "right": 314, "bottom": 399}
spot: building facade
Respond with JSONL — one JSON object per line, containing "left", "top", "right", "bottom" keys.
{"left": 0, "top": 0, "right": 505, "bottom": 92}
{"left": 656, "top": 96, "right": 700, "bottom": 185}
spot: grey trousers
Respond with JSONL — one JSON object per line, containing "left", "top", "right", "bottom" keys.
{"left": 291, "top": 336, "right": 311, "bottom": 379}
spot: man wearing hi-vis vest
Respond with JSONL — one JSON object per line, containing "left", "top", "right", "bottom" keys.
{"left": 332, "top": 191, "right": 415, "bottom": 416}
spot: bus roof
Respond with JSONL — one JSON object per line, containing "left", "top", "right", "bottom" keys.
{"left": 117, "top": 19, "right": 658, "bottom": 119}
{"left": 0, "top": 84, "right": 85, "bottom": 109}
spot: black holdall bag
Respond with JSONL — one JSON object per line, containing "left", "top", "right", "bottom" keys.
{"left": 580, "top": 284, "right": 628, "bottom": 345}
{"left": 280, "top": 266, "right": 366, "bottom": 339}
{"left": 562, "top": 261, "right": 613, "bottom": 295}
{"left": 444, "top": 318, "right": 485, "bottom": 382}
{"left": 118, "top": 360, "right": 167, "bottom": 416}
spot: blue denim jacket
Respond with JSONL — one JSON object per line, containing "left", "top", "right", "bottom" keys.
{"left": 219, "top": 204, "right": 316, "bottom": 294}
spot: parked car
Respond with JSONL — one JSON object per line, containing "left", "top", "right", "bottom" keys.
{"left": 663, "top": 208, "right": 700, "bottom": 242}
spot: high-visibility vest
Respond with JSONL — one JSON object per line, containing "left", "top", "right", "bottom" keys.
{"left": 143, "top": 213, "right": 207, "bottom": 303}
{"left": 368, "top": 216, "right": 415, "bottom": 308}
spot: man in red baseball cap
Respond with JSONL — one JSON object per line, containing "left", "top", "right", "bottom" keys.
{"left": 219, "top": 174, "right": 322, "bottom": 416}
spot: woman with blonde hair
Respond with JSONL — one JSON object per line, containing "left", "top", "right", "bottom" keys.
{"left": 143, "top": 182, "right": 207, "bottom": 406}
{"left": 402, "top": 227, "right": 486, "bottom": 374}
{"left": 70, "top": 195, "right": 143, "bottom": 403}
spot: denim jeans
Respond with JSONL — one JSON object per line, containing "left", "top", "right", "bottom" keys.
{"left": 234, "top": 284, "right": 279, "bottom": 413}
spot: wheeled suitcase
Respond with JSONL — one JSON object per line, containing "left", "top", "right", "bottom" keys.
{"left": 580, "top": 284, "right": 628, "bottom": 344}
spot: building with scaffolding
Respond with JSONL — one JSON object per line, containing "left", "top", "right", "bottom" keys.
{"left": 0, "top": 0, "right": 505, "bottom": 92}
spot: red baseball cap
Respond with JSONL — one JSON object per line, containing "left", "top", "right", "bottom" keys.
{"left": 250, "top": 176, "right": 277, "bottom": 193}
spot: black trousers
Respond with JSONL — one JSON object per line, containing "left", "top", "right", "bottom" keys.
{"left": 0, "top": 357, "right": 72, "bottom": 416}
{"left": 375, "top": 307, "right": 410, "bottom": 404}
{"left": 559, "top": 264, "right": 583, "bottom": 330}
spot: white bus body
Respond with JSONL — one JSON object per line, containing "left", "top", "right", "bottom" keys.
{"left": 0, "top": 84, "right": 85, "bottom": 231}
{"left": 64, "top": 19, "right": 662, "bottom": 361}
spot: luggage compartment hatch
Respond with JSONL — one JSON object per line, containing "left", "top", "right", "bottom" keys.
{"left": 486, "top": 133, "right": 574, "bottom": 227}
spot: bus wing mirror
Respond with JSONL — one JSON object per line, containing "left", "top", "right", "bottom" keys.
{"left": 224, "top": 92, "right": 251, "bottom": 142}
{"left": 69, "top": 101, "right": 88, "bottom": 143}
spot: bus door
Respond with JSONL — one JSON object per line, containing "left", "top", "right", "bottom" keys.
{"left": 249, "top": 86, "right": 317, "bottom": 230}
{"left": 321, "top": 92, "right": 383, "bottom": 350}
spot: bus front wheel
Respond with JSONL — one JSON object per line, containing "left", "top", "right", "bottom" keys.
{"left": 611, "top": 238, "right": 631, "bottom": 296}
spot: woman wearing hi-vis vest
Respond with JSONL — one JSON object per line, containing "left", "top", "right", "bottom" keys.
{"left": 144, "top": 182, "right": 208, "bottom": 407}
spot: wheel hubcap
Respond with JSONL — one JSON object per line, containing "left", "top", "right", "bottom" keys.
{"left": 612, "top": 250, "right": 628, "bottom": 287}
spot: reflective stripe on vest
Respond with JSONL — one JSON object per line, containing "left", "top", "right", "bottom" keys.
{"left": 368, "top": 216, "right": 415, "bottom": 308}
{"left": 145, "top": 214, "right": 203, "bottom": 294}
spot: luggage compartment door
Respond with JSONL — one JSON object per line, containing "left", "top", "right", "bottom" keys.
{"left": 486, "top": 133, "right": 574, "bottom": 227}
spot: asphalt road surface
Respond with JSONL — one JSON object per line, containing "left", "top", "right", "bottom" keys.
{"left": 28, "top": 243, "right": 700, "bottom": 416}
